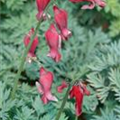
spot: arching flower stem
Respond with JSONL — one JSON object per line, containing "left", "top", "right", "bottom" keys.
{"left": 11, "top": 0, "right": 56, "bottom": 99}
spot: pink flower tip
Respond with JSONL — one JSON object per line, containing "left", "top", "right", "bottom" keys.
{"left": 69, "top": 0, "right": 106, "bottom": 9}
{"left": 36, "top": 81, "right": 44, "bottom": 94}
{"left": 98, "top": 1, "right": 106, "bottom": 8}
{"left": 57, "top": 81, "right": 68, "bottom": 93}
{"left": 36, "top": 0, "right": 50, "bottom": 20}
{"left": 47, "top": 49, "right": 61, "bottom": 62}
{"left": 62, "top": 28, "right": 72, "bottom": 40}
{"left": 53, "top": 5, "right": 59, "bottom": 12}
{"left": 40, "top": 67, "right": 46, "bottom": 75}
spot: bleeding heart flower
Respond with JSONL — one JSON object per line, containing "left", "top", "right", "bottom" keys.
{"left": 53, "top": 6, "right": 72, "bottom": 40}
{"left": 57, "top": 81, "right": 68, "bottom": 93}
{"left": 24, "top": 28, "right": 39, "bottom": 58}
{"left": 69, "top": 83, "right": 90, "bottom": 116}
{"left": 36, "top": 67, "right": 58, "bottom": 104}
{"left": 45, "top": 24, "right": 61, "bottom": 62}
{"left": 69, "top": 0, "right": 106, "bottom": 9}
{"left": 36, "top": 0, "right": 50, "bottom": 20}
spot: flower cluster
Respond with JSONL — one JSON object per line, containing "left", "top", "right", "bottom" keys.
{"left": 36, "top": 67, "right": 58, "bottom": 104}
{"left": 69, "top": 83, "right": 90, "bottom": 116}
{"left": 46, "top": 5, "right": 71, "bottom": 62}
{"left": 69, "top": 0, "right": 106, "bottom": 9}
{"left": 36, "top": 0, "right": 50, "bottom": 20}
{"left": 45, "top": 24, "right": 61, "bottom": 62}
{"left": 23, "top": 0, "right": 106, "bottom": 117}
{"left": 57, "top": 81, "right": 90, "bottom": 116}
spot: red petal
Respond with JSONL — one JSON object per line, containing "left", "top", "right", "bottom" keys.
{"left": 24, "top": 28, "right": 39, "bottom": 57}
{"left": 57, "top": 81, "right": 68, "bottom": 93}
{"left": 53, "top": 6, "right": 68, "bottom": 31}
{"left": 45, "top": 24, "right": 61, "bottom": 62}
{"left": 36, "top": 0, "right": 50, "bottom": 20}
{"left": 53, "top": 6, "right": 71, "bottom": 40}
{"left": 40, "top": 67, "right": 47, "bottom": 75}
{"left": 37, "top": 67, "right": 58, "bottom": 104}
{"left": 95, "top": 0, "right": 106, "bottom": 7}
{"left": 69, "top": 85, "right": 86, "bottom": 116}
{"left": 41, "top": 95, "right": 48, "bottom": 104}
{"left": 69, "top": 0, "right": 106, "bottom": 9}
{"left": 47, "top": 49, "right": 61, "bottom": 62}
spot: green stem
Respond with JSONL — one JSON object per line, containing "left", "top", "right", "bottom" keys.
{"left": 75, "top": 116, "right": 78, "bottom": 120}
{"left": 11, "top": 19, "right": 42, "bottom": 99}
{"left": 55, "top": 86, "right": 71, "bottom": 120}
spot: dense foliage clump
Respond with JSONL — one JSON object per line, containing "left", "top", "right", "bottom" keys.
{"left": 1, "top": 0, "right": 120, "bottom": 120}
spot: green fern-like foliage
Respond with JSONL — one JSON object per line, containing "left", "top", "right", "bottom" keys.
{"left": 91, "top": 108, "right": 117, "bottom": 120}
{"left": 105, "top": 0, "right": 120, "bottom": 17}
{"left": 105, "top": 0, "right": 120, "bottom": 37}
{"left": 109, "top": 18, "right": 120, "bottom": 37}
{"left": 114, "top": 106, "right": 120, "bottom": 120}
{"left": 86, "top": 40, "right": 120, "bottom": 105}
{"left": 1, "top": 0, "right": 120, "bottom": 120}
{"left": 6, "top": 0, "right": 27, "bottom": 11}
{"left": 109, "top": 68, "right": 120, "bottom": 102}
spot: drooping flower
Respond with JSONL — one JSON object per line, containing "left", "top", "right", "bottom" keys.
{"left": 36, "top": 67, "right": 58, "bottom": 104}
{"left": 24, "top": 28, "right": 39, "bottom": 58}
{"left": 45, "top": 24, "right": 61, "bottom": 62}
{"left": 57, "top": 81, "right": 68, "bottom": 93}
{"left": 69, "top": 0, "right": 106, "bottom": 9}
{"left": 69, "top": 83, "right": 90, "bottom": 116}
{"left": 53, "top": 6, "right": 71, "bottom": 40}
{"left": 36, "top": 0, "right": 50, "bottom": 20}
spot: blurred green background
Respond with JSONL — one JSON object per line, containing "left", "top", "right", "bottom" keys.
{"left": 1, "top": 0, "right": 120, "bottom": 120}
